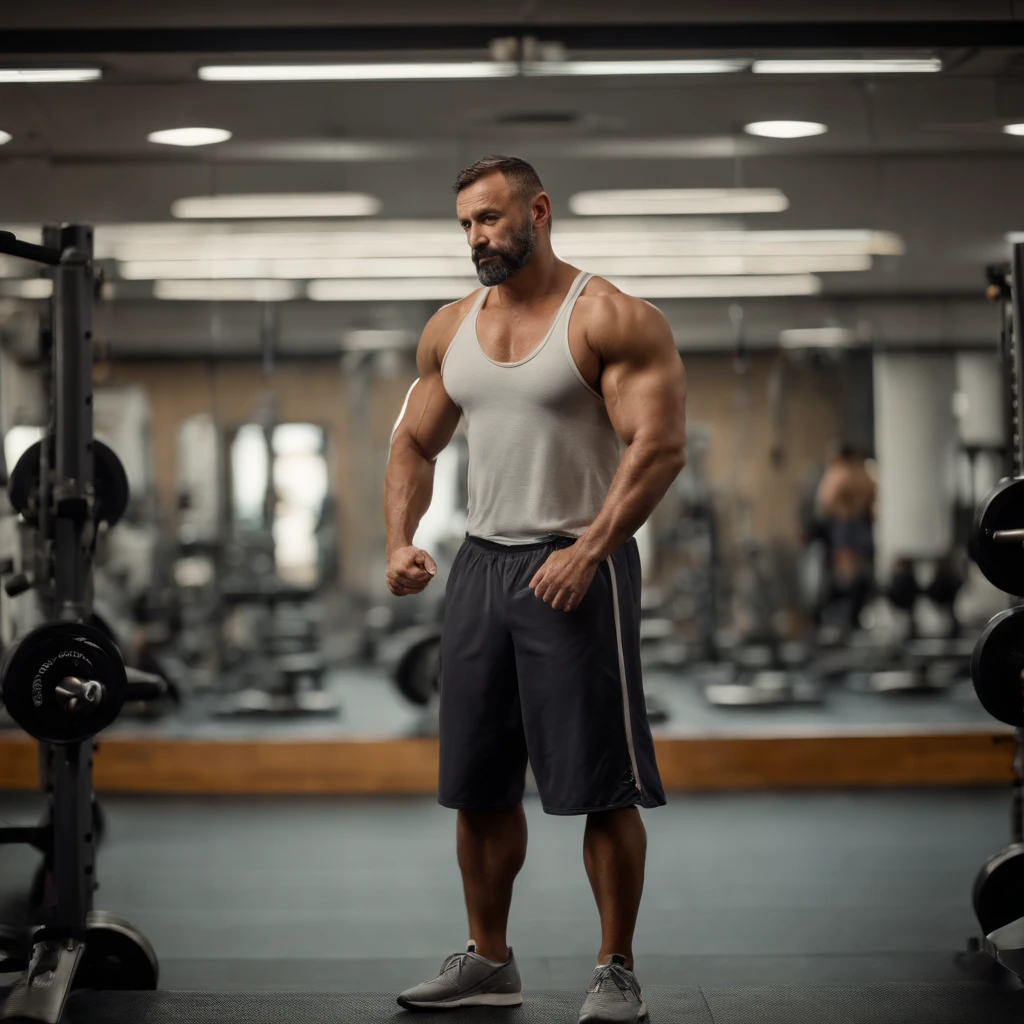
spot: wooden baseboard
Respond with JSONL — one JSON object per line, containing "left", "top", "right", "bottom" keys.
{"left": 0, "top": 729, "right": 1013, "bottom": 796}
{"left": 653, "top": 731, "right": 1014, "bottom": 790}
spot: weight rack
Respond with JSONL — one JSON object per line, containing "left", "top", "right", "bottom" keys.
{"left": 0, "top": 225, "right": 159, "bottom": 1023}
{"left": 968, "top": 241, "right": 1024, "bottom": 982}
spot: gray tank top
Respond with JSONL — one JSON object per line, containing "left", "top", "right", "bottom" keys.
{"left": 440, "top": 271, "right": 626, "bottom": 544}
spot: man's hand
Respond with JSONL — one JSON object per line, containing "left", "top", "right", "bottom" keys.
{"left": 386, "top": 545, "right": 438, "bottom": 597}
{"left": 529, "top": 547, "right": 600, "bottom": 612}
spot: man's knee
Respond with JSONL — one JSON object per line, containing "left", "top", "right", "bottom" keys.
{"left": 586, "top": 806, "right": 642, "bottom": 830}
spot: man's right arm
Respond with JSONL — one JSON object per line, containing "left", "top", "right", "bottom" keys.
{"left": 383, "top": 306, "right": 465, "bottom": 593}
{"left": 815, "top": 465, "right": 841, "bottom": 518}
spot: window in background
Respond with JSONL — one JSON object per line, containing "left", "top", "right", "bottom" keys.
{"left": 228, "top": 422, "right": 330, "bottom": 585}
{"left": 272, "top": 424, "right": 328, "bottom": 585}
{"left": 230, "top": 423, "right": 270, "bottom": 531}
{"left": 4, "top": 425, "right": 45, "bottom": 477}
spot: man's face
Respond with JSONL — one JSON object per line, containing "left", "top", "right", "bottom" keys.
{"left": 456, "top": 173, "right": 537, "bottom": 286}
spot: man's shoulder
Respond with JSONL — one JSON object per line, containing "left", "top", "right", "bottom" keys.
{"left": 429, "top": 290, "right": 482, "bottom": 330}
{"left": 420, "top": 289, "right": 483, "bottom": 351}
{"left": 577, "top": 276, "right": 666, "bottom": 339}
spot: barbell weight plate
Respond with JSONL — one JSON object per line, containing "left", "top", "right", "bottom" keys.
{"left": 973, "top": 844, "right": 1024, "bottom": 936}
{"left": 7, "top": 442, "right": 41, "bottom": 524}
{"left": 887, "top": 565, "right": 920, "bottom": 611}
{"left": 0, "top": 621, "right": 127, "bottom": 744}
{"left": 75, "top": 911, "right": 159, "bottom": 991}
{"left": 972, "top": 477, "right": 1024, "bottom": 595}
{"left": 394, "top": 633, "right": 442, "bottom": 707}
{"left": 93, "top": 440, "right": 130, "bottom": 527}
{"left": 971, "top": 607, "right": 1024, "bottom": 727}
{"left": 7, "top": 438, "right": 129, "bottom": 529}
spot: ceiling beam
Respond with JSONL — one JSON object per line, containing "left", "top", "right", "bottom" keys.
{"left": 0, "top": 22, "right": 1022, "bottom": 54}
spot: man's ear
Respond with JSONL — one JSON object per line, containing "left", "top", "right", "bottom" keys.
{"left": 532, "top": 191, "right": 552, "bottom": 229}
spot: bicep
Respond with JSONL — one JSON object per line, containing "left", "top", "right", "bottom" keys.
{"left": 390, "top": 320, "right": 463, "bottom": 461}
{"left": 598, "top": 305, "right": 687, "bottom": 452}
{"left": 816, "top": 471, "right": 838, "bottom": 512}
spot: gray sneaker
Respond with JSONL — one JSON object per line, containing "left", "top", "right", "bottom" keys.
{"left": 397, "top": 942, "right": 523, "bottom": 1011}
{"left": 578, "top": 955, "right": 648, "bottom": 1023}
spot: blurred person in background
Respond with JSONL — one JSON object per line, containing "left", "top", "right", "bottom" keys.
{"left": 815, "top": 445, "right": 877, "bottom": 631}
{"left": 383, "top": 155, "right": 687, "bottom": 1023}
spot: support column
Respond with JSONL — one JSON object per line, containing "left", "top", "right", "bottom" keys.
{"left": 872, "top": 353, "right": 957, "bottom": 578}
{"left": 955, "top": 351, "right": 1006, "bottom": 498}
{"left": 954, "top": 351, "right": 1010, "bottom": 622}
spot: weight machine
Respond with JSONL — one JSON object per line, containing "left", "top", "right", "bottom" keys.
{"left": 0, "top": 226, "right": 162, "bottom": 1022}
{"left": 215, "top": 399, "right": 337, "bottom": 719}
{"left": 965, "top": 243, "right": 1024, "bottom": 982}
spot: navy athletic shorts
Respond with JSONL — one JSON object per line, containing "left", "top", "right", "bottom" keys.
{"left": 437, "top": 534, "right": 667, "bottom": 815}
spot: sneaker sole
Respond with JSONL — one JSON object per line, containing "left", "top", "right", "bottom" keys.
{"left": 580, "top": 998, "right": 648, "bottom": 1022}
{"left": 397, "top": 992, "right": 523, "bottom": 1011}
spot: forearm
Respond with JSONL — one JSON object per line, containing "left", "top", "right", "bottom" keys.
{"left": 576, "top": 440, "right": 685, "bottom": 565}
{"left": 383, "top": 439, "right": 436, "bottom": 558}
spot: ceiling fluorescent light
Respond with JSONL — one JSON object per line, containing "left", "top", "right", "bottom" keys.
{"left": 118, "top": 254, "right": 869, "bottom": 281}
{"left": 309, "top": 275, "right": 821, "bottom": 302}
{"left": 753, "top": 59, "right": 941, "bottom": 74}
{"left": 148, "top": 127, "right": 232, "bottom": 147}
{"left": 198, "top": 63, "right": 518, "bottom": 81}
{"left": 124, "top": 258, "right": 478, "bottom": 280}
{"left": 570, "top": 188, "right": 789, "bottom": 216}
{"left": 0, "top": 67, "right": 102, "bottom": 83}
{"left": 608, "top": 275, "right": 822, "bottom": 298}
{"left": 779, "top": 327, "right": 859, "bottom": 348}
{"left": 309, "top": 278, "right": 475, "bottom": 301}
{"left": 525, "top": 59, "right": 746, "bottom": 76}
{"left": 154, "top": 280, "right": 299, "bottom": 301}
{"left": 0, "top": 131, "right": 11, "bottom": 146}
{"left": 122, "top": 260, "right": 266, "bottom": 280}
{"left": 1004, "top": 125, "right": 1024, "bottom": 137}
{"left": 569, "top": 137, "right": 742, "bottom": 159}
{"left": 745, "top": 121, "right": 828, "bottom": 139}
{"left": 171, "top": 193, "right": 380, "bottom": 219}
{"left": 106, "top": 225, "right": 903, "bottom": 265}
{"left": 223, "top": 140, "right": 424, "bottom": 162}
{"left": 589, "top": 255, "right": 869, "bottom": 275}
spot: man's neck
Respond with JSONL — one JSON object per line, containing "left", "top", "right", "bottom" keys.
{"left": 491, "top": 247, "right": 567, "bottom": 308}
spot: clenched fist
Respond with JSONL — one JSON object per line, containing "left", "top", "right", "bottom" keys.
{"left": 386, "top": 545, "right": 438, "bottom": 597}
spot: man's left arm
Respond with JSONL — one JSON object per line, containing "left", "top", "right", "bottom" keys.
{"left": 529, "top": 296, "right": 687, "bottom": 611}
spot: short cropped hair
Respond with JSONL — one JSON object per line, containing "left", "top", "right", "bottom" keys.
{"left": 452, "top": 155, "right": 545, "bottom": 205}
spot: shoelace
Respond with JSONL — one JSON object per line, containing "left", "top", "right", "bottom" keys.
{"left": 440, "top": 952, "right": 471, "bottom": 976}
{"left": 590, "top": 962, "right": 640, "bottom": 1000}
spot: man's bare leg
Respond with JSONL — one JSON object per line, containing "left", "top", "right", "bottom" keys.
{"left": 583, "top": 807, "right": 647, "bottom": 969}
{"left": 457, "top": 805, "right": 528, "bottom": 963}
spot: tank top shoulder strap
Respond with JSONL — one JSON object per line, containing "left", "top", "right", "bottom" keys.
{"left": 456, "top": 285, "right": 490, "bottom": 348}
{"left": 562, "top": 270, "right": 592, "bottom": 312}
{"left": 469, "top": 285, "right": 490, "bottom": 314}
{"left": 441, "top": 287, "right": 489, "bottom": 377}
{"left": 553, "top": 271, "right": 592, "bottom": 339}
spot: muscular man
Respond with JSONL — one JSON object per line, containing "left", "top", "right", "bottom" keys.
{"left": 384, "top": 155, "right": 687, "bottom": 1023}
{"left": 815, "top": 445, "right": 877, "bottom": 629}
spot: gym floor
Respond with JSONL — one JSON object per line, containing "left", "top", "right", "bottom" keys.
{"left": 0, "top": 787, "right": 1014, "bottom": 993}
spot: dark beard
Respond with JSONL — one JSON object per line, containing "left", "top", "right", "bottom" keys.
{"left": 472, "top": 220, "right": 537, "bottom": 286}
